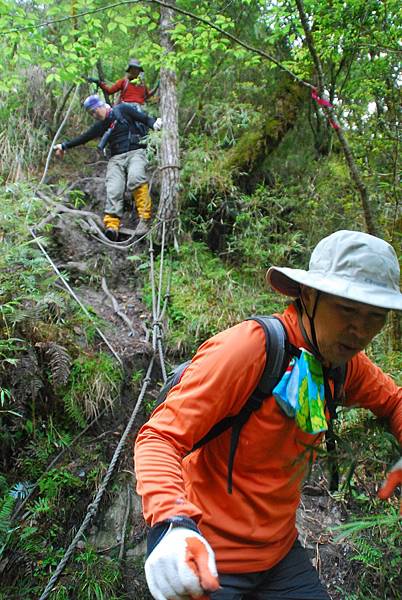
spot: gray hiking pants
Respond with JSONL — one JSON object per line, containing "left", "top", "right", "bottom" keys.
{"left": 104, "top": 148, "right": 148, "bottom": 217}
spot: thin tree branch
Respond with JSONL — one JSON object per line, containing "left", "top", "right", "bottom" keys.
{"left": 294, "top": 0, "right": 378, "bottom": 236}
{"left": 52, "top": 84, "right": 76, "bottom": 129}
{"left": 101, "top": 277, "right": 137, "bottom": 337}
{"left": 294, "top": 0, "right": 325, "bottom": 93}
{"left": 38, "top": 84, "right": 80, "bottom": 187}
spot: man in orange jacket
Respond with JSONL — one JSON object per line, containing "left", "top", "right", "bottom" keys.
{"left": 134, "top": 230, "right": 402, "bottom": 600}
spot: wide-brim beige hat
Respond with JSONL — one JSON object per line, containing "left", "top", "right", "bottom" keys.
{"left": 266, "top": 230, "right": 402, "bottom": 311}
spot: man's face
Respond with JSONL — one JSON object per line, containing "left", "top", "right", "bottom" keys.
{"left": 301, "top": 288, "right": 388, "bottom": 367}
{"left": 127, "top": 67, "right": 141, "bottom": 80}
{"left": 89, "top": 105, "right": 108, "bottom": 121}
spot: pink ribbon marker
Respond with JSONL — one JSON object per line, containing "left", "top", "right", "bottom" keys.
{"left": 311, "top": 88, "right": 333, "bottom": 108}
{"left": 311, "top": 89, "right": 341, "bottom": 130}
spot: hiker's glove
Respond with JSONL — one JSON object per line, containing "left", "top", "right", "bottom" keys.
{"left": 54, "top": 144, "right": 65, "bottom": 158}
{"left": 86, "top": 77, "right": 100, "bottom": 85}
{"left": 153, "top": 118, "right": 162, "bottom": 131}
{"left": 145, "top": 519, "right": 219, "bottom": 600}
{"left": 378, "top": 458, "right": 402, "bottom": 514}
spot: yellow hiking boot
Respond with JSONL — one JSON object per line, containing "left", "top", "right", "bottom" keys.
{"left": 132, "top": 183, "right": 152, "bottom": 220}
{"left": 103, "top": 214, "right": 121, "bottom": 242}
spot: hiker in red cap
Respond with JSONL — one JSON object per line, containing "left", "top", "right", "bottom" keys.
{"left": 135, "top": 230, "right": 402, "bottom": 600}
{"left": 88, "top": 58, "right": 158, "bottom": 110}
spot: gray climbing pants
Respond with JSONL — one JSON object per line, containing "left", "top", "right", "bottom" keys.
{"left": 104, "top": 148, "right": 148, "bottom": 217}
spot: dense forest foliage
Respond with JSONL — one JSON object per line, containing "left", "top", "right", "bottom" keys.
{"left": 0, "top": 0, "right": 400, "bottom": 598}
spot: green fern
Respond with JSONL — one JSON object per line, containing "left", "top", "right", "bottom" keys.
{"left": 0, "top": 475, "right": 7, "bottom": 495}
{"left": 28, "top": 497, "right": 51, "bottom": 515}
{"left": 351, "top": 537, "right": 383, "bottom": 569}
{"left": 36, "top": 291, "right": 68, "bottom": 323}
{"left": 44, "top": 342, "right": 72, "bottom": 386}
{"left": 332, "top": 511, "right": 400, "bottom": 540}
{"left": 63, "top": 392, "right": 87, "bottom": 428}
{"left": 10, "top": 481, "right": 34, "bottom": 501}
{"left": 0, "top": 495, "right": 16, "bottom": 557}
{"left": 0, "top": 495, "right": 14, "bottom": 535}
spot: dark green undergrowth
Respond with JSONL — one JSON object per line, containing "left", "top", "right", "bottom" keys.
{"left": 141, "top": 239, "right": 285, "bottom": 358}
{"left": 0, "top": 184, "right": 127, "bottom": 598}
{"left": 0, "top": 546, "right": 126, "bottom": 599}
{"left": 327, "top": 336, "right": 402, "bottom": 599}
{"left": 330, "top": 406, "right": 401, "bottom": 599}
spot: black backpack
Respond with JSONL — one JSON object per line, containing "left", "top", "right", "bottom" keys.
{"left": 152, "top": 315, "right": 346, "bottom": 493}
{"left": 97, "top": 104, "right": 147, "bottom": 154}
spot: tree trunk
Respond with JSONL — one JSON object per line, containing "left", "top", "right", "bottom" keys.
{"left": 96, "top": 60, "right": 110, "bottom": 105}
{"left": 157, "top": 0, "right": 180, "bottom": 243}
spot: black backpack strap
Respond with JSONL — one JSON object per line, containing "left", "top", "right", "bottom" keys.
{"left": 248, "top": 316, "right": 298, "bottom": 396}
{"left": 153, "top": 360, "right": 191, "bottom": 412}
{"left": 192, "top": 317, "right": 290, "bottom": 454}
{"left": 112, "top": 104, "right": 142, "bottom": 146}
{"left": 112, "top": 104, "right": 127, "bottom": 125}
{"left": 323, "top": 364, "right": 347, "bottom": 491}
{"left": 224, "top": 316, "right": 293, "bottom": 493}
{"left": 191, "top": 316, "right": 294, "bottom": 494}
{"left": 97, "top": 105, "right": 130, "bottom": 153}
{"left": 323, "top": 364, "right": 347, "bottom": 420}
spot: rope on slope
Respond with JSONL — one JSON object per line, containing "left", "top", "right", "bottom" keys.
{"left": 155, "top": 222, "right": 170, "bottom": 383}
{"left": 37, "top": 353, "right": 155, "bottom": 600}
{"left": 37, "top": 222, "right": 171, "bottom": 598}
{"left": 29, "top": 227, "right": 123, "bottom": 368}
{"left": 88, "top": 217, "right": 159, "bottom": 249}
{"left": 149, "top": 226, "right": 168, "bottom": 383}
{"left": 34, "top": 192, "right": 161, "bottom": 250}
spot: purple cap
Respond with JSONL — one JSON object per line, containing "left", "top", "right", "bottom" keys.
{"left": 83, "top": 94, "right": 105, "bottom": 112}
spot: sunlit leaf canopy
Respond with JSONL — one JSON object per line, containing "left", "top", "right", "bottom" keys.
{"left": 0, "top": 0, "right": 400, "bottom": 228}
{"left": 0, "top": 0, "right": 399, "bottom": 114}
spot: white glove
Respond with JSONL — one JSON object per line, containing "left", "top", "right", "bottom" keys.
{"left": 145, "top": 526, "right": 219, "bottom": 600}
{"left": 153, "top": 117, "right": 162, "bottom": 131}
{"left": 54, "top": 144, "right": 65, "bottom": 158}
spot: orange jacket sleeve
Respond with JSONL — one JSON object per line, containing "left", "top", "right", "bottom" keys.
{"left": 99, "top": 78, "right": 124, "bottom": 94}
{"left": 134, "top": 321, "right": 266, "bottom": 526}
{"left": 344, "top": 351, "right": 402, "bottom": 444}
